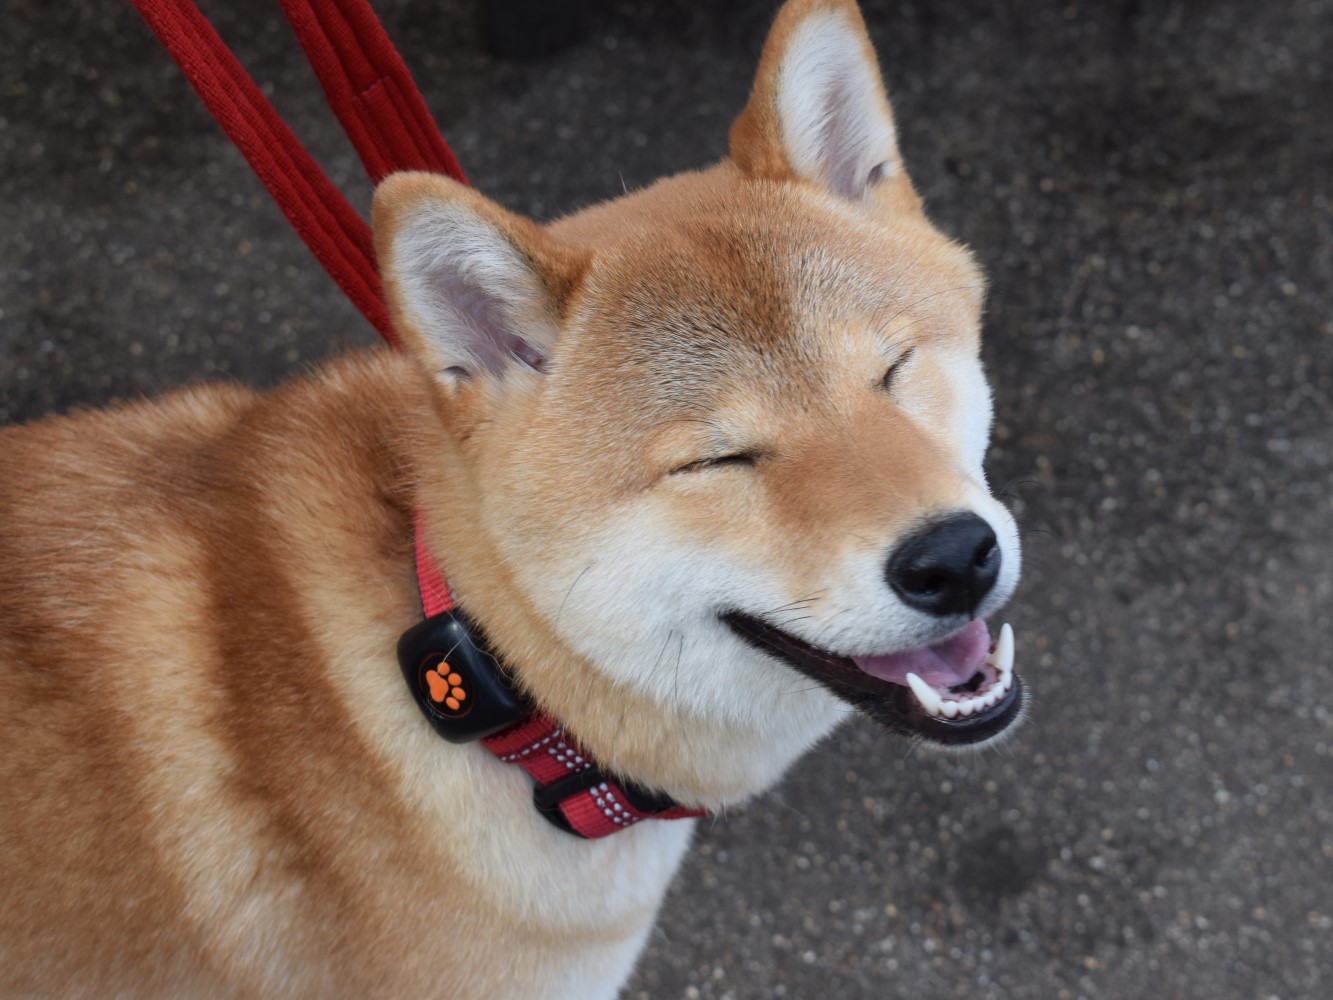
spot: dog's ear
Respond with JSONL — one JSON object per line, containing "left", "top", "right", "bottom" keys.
{"left": 373, "top": 172, "right": 589, "bottom": 387}
{"left": 730, "top": 0, "right": 912, "bottom": 207}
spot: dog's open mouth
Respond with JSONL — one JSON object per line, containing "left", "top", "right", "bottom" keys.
{"left": 722, "top": 613, "right": 1023, "bottom": 747}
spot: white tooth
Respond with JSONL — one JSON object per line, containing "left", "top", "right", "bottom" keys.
{"left": 958, "top": 699, "right": 977, "bottom": 717}
{"left": 941, "top": 699, "right": 960, "bottom": 719}
{"left": 906, "top": 672, "right": 943, "bottom": 716}
{"left": 994, "top": 623, "right": 1015, "bottom": 676}
{"left": 985, "top": 689, "right": 1000, "bottom": 707}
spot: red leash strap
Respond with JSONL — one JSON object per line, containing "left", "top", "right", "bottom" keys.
{"left": 277, "top": 0, "right": 467, "bottom": 185}
{"left": 132, "top": 0, "right": 396, "bottom": 343}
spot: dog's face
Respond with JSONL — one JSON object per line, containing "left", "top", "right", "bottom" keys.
{"left": 375, "top": 0, "right": 1023, "bottom": 759}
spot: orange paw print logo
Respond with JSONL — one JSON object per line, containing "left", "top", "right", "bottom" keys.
{"left": 424, "top": 662, "right": 469, "bottom": 714}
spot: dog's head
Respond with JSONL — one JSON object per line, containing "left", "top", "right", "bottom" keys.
{"left": 374, "top": 0, "right": 1024, "bottom": 783}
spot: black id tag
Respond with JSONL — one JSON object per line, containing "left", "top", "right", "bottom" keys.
{"left": 397, "top": 611, "right": 527, "bottom": 743}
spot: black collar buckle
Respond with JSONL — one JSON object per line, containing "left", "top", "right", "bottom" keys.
{"left": 397, "top": 611, "right": 527, "bottom": 743}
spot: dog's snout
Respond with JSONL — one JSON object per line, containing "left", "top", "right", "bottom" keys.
{"left": 886, "top": 513, "right": 1000, "bottom": 618}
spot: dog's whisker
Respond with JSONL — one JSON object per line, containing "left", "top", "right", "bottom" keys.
{"left": 646, "top": 628, "right": 676, "bottom": 683}
{"left": 782, "top": 682, "right": 829, "bottom": 697}
{"left": 871, "top": 284, "right": 986, "bottom": 343}
{"left": 1018, "top": 526, "right": 1057, "bottom": 540}
{"left": 555, "top": 563, "right": 595, "bottom": 625}
{"left": 761, "top": 600, "right": 815, "bottom": 616}
{"left": 805, "top": 608, "right": 854, "bottom": 650}
{"left": 762, "top": 790, "right": 811, "bottom": 824}
{"left": 672, "top": 629, "right": 685, "bottom": 708}
{"left": 758, "top": 591, "right": 827, "bottom": 615}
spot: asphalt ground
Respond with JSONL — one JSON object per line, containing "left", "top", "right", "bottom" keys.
{"left": 2, "top": 1, "right": 1331, "bottom": 997}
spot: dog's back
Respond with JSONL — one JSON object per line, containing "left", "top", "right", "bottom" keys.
{"left": 1, "top": 386, "right": 248, "bottom": 994}
{"left": 0, "top": 360, "right": 455, "bottom": 997}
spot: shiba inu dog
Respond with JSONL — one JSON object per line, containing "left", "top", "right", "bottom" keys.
{"left": 0, "top": 0, "right": 1025, "bottom": 996}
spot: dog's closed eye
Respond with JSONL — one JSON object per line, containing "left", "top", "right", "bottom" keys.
{"left": 671, "top": 452, "right": 761, "bottom": 475}
{"left": 880, "top": 347, "right": 916, "bottom": 395}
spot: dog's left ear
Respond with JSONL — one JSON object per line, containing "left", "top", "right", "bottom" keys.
{"left": 730, "top": 0, "right": 913, "bottom": 207}
{"left": 373, "top": 172, "right": 590, "bottom": 388}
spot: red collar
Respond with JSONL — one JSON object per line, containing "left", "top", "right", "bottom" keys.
{"left": 407, "top": 522, "right": 704, "bottom": 839}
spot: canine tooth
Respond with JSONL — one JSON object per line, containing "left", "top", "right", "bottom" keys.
{"left": 941, "top": 699, "right": 960, "bottom": 719}
{"left": 992, "top": 623, "right": 1015, "bottom": 676}
{"left": 906, "top": 672, "right": 942, "bottom": 716}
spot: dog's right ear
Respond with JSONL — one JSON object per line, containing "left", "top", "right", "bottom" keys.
{"left": 373, "top": 172, "right": 589, "bottom": 389}
{"left": 730, "top": 0, "right": 918, "bottom": 212}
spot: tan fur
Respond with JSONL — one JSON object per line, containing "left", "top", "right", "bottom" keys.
{"left": 1, "top": 2, "right": 1014, "bottom": 996}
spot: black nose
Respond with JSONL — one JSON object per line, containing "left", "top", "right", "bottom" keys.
{"left": 887, "top": 513, "right": 1000, "bottom": 618}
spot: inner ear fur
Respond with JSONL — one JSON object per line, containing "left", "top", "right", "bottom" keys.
{"left": 730, "top": 0, "right": 916, "bottom": 207}
{"left": 373, "top": 171, "right": 590, "bottom": 384}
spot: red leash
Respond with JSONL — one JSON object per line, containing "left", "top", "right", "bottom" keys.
{"left": 132, "top": 0, "right": 702, "bottom": 838}
{"left": 129, "top": 0, "right": 466, "bottom": 344}
{"left": 278, "top": 0, "right": 466, "bottom": 185}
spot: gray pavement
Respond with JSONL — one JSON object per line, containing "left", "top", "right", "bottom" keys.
{"left": 3, "top": 1, "right": 1331, "bottom": 997}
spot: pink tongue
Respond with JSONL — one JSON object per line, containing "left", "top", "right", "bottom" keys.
{"left": 852, "top": 619, "right": 990, "bottom": 688}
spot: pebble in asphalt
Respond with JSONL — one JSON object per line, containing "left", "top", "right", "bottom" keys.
{"left": 2, "top": 1, "right": 1330, "bottom": 997}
